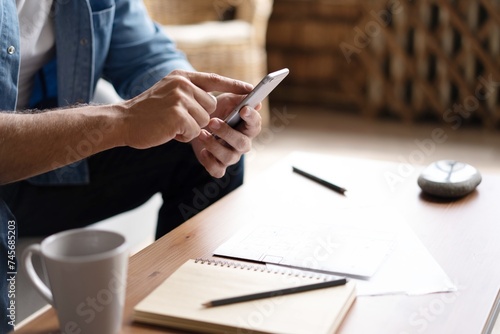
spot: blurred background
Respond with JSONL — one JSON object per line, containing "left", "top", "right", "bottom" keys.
{"left": 141, "top": 0, "right": 500, "bottom": 179}
{"left": 267, "top": 0, "right": 500, "bottom": 126}
{"left": 16, "top": 0, "right": 500, "bottom": 329}
{"left": 145, "top": 0, "right": 500, "bottom": 128}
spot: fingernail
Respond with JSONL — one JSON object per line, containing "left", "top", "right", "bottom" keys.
{"left": 210, "top": 119, "right": 221, "bottom": 130}
{"left": 242, "top": 107, "right": 251, "bottom": 117}
{"left": 199, "top": 130, "right": 210, "bottom": 141}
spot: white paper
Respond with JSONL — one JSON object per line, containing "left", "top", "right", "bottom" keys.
{"left": 351, "top": 219, "right": 457, "bottom": 296}
{"left": 214, "top": 207, "right": 457, "bottom": 296}
{"left": 214, "top": 209, "right": 396, "bottom": 278}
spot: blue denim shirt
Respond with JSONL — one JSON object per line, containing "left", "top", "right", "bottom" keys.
{"left": 0, "top": 0, "right": 194, "bottom": 185}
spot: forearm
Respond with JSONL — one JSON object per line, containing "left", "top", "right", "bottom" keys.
{"left": 0, "top": 70, "right": 255, "bottom": 185}
{"left": 0, "top": 105, "right": 125, "bottom": 185}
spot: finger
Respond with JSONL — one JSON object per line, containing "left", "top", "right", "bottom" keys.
{"left": 209, "top": 93, "right": 218, "bottom": 104}
{"left": 174, "top": 111, "right": 203, "bottom": 142}
{"left": 196, "top": 143, "right": 226, "bottom": 178}
{"left": 169, "top": 74, "right": 217, "bottom": 120}
{"left": 208, "top": 119, "right": 252, "bottom": 155}
{"left": 171, "top": 73, "right": 217, "bottom": 115}
{"left": 198, "top": 129, "right": 242, "bottom": 166}
{"left": 179, "top": 90, "right": 211, "bottom": 128}
{"left": 238, "top": 106, "right": 262, "bottom": 137}
{"left": 177, "top": 70, "right": 253, "bottom": 96}
{"left": 192, "top": 91, "right": 217, "bottom": 115}
{"left": 216, "top": 94, "right": 263, "bottom": 121}
{"left": 215, "top": 93, "right": 246, "bottom": 118}
{"left": 210, "top": 105, "right": 261, "bottom": 139}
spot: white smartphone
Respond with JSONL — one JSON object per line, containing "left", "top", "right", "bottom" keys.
{"left": 224, "top": 68, "right": 290, "bottom": 128}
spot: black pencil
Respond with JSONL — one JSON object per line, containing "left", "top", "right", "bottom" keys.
{"left": 292, "top": 166, "right": 347, "bottom": 195}
{"left": 202, "top": 278, "right": 347, "bottom": 308}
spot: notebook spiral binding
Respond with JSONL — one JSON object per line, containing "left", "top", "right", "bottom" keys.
{"left": 194, "top": 258, "right": 334, "bottom": 281}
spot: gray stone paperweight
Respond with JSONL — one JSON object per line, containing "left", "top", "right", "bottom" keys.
{"left": 417, "top": 160, "right": 482, "bottom": 198}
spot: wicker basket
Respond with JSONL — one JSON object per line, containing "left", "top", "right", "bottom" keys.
{"left": 267, "top": 0, "right": 500, "bottom": 128}
{"left": 360, "top": 0, "right": 500, "bottom": 127}
{"left": 143, "top": 0, "right": 225, "bottom": 25}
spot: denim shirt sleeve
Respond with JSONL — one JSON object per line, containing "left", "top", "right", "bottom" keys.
{"left": 100, "top": 0, "right": 194, "bottom": 99}
{"left": 0, "top": 0, "right": 21, "bottom": 112}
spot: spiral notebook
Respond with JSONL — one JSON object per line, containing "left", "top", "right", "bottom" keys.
{"left": 133, "top": 259, "right": 356, "bottom": 334}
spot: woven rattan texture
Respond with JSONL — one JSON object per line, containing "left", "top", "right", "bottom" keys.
{"left": 267, "top": 0, "right": 500, "bottom": 128}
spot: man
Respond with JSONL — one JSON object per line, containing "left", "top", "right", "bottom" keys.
{"left": 0, "top": 0, "right": 262, "bottom": 331}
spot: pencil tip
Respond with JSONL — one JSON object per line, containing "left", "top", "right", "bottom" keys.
{"left": 202, "top": 302, "right": 212, "bottom": 308}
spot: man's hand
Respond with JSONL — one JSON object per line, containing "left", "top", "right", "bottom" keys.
{"left": 191, "top": 93, "right": 263, "bottom": 178}
{"left": 0, "top": 70, "right": 259, "bottom": 185}
{"left": 119, "top": 70, "right": 253, "bottom": 149}
{"left": 117, "top": 69, "right": 261, "bottom": 178}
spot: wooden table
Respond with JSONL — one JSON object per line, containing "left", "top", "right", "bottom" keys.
{"left": 15, "top": 152, "right": 500, "bottom": 334}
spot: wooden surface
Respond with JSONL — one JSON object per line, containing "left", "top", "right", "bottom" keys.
{"left": 15, "top": 152, "right": 500, "bottom": 333}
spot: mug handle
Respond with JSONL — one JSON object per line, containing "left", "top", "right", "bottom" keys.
{"left": 22, "top": 244, "right": 54, "bottom": 305}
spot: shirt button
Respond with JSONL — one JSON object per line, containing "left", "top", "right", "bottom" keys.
{"left": 7, "top": 46, "right": 15, "bottom": 54}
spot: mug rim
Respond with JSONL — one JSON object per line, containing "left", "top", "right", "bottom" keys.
{"left": 40, "top": 228, "right": 128, "bottom": 263}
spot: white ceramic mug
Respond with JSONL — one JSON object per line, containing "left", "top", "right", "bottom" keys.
{"left": 22, "top": 228, "right": 129, "bottom": 334}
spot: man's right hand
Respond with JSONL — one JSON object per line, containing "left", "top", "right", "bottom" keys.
{"left": 118, "top": 70, "right": 253, "bottom": 149}
{"left": 0, "top": 70, "right": 253, "bottom": 185}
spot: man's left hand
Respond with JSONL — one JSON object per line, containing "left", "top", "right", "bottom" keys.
{"left": 191, "top": 93, "right": 262, "bottom": 178}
